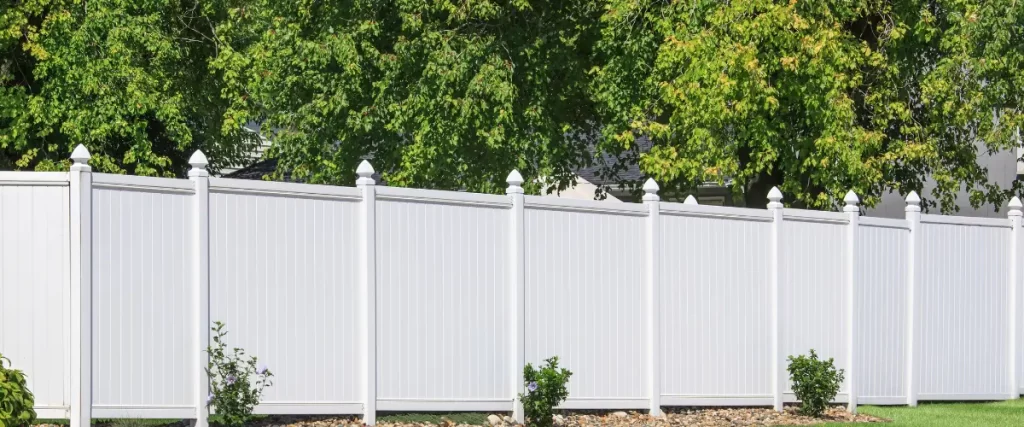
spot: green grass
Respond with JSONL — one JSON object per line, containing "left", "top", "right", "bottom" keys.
{"left": 377, "top": 412, "right": 492, "bottom": 424}
{"left": 817, "top": 399, "right": 1024, "bottom": 426}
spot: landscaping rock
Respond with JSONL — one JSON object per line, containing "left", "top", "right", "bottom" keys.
{"left": 486, "top": 414, "right": 502, "bottom": 426}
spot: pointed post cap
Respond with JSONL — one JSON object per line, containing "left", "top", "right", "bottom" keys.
{"left": 70, "top": 144, "right": 91, "bottom": 171}
{"left": 1009, "top": 196, "right": 1022, "bottom": 218}
{"left": 767, "top": 186, "right": 783, "bottom": 209}
{"left": 356, "top": 160, "right": 375, "bottom": 186}
{"left": 188, "top": 150, "right": 209, "bottom": 178}
{"left": 506, "top": 170, "right": 524, "bottom": 186}
{"left": 642, "top": 178, "right": 660, "bottom": 202}
{"left": 843, "top": 190, "right": 860, "bottom": 213}
{"left": 905, "top": 191, "right": 921, "bottom": 213}
{"left": 683, "top": 195, "right": 698, "bottom": 205}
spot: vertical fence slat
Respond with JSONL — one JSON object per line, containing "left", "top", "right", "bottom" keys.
{"left": 905, "top": 192, "right": 921, "bottom": 407}
{"left": 357, "top": 161, "right": 378, "bottom": 425}
{"left": 189, "top": 151, "right": 211, "bottom": 427}
{"left": 69, "top": 145, "right": 93, "bottom": 427}
{"left": 506, "top": 171, "right": 526, "bottom": 424}
{"left": 768, "top": 187, "right": 784, "bottom": 411}
{"left": 1008, "top": 197, "right": 1021, "bottom": 399}
{"left": 844, "top": 191, "right": 860, "bottom": 413}
{"left": 642, "top": 179, "right": 661, "bottom": 416}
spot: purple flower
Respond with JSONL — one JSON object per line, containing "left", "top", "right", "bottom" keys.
{"left": 205, "top": 393, "right": 214, "bottom": 406}
{"left": 226, "top": 375, "right": 237, "bottom": 385}
{"left": 527, "top": 381, "right": 538, "bottom": 393}
{"left": 257, "top": 364, "right": 269, "bottom": 375}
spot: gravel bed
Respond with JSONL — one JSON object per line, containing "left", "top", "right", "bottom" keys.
{"left": 196, "top": 406, "right": 886, "bottom": 426}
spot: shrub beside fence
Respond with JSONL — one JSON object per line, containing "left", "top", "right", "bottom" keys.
{"left": 0, "top": 145, "right": 1022, "bottom": 426}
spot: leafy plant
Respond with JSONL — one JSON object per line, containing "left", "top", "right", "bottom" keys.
{"left": 0, "top": 353, "right": 36, "bottom": 427}
{"left": 205, "top": 321, "right": 273, "bottom": 427}
{"left": 787, "top": 349, "right": 845, "bottom": 417}
{"left": 520, "top": 357, "right": 572, "bottom": 427}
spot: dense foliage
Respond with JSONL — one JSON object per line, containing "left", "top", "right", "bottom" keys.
{"left": 206, "top": 321, "right": 273, "bottom": 427}
{"left": 594, "top": 0, "right": 1024, "bottom": 210}
{"left": 787, "top": 349, "right": 844, "bottom": 417}
{"left": 0, "top": 353, "right": 36, "bottom": 427}
{"left": 4, "top": 1, "right": 1024, "bottom": 211}
{"left": 520, "top": 356, "right": 572, "bottom": 427}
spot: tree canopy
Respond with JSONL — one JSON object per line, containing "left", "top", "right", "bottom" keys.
{"left": 3, "top": 0, "right": 1023, "bottom": 212}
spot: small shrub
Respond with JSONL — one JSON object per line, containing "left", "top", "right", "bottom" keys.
{"left": 0, "top": 353, "right": 36, "bottom": 427}
{"left": 206, "top": 321, "right": 273, "bottom": 427}
{"left": 520, "top": 356, "right": 572, "bottom": 427}
{"left": 787, "top": 349, "right": 844, "bottom": 417}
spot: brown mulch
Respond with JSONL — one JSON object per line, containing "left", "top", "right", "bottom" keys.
{"left": 31, "top": 407, "right": 886, "bottom": 427}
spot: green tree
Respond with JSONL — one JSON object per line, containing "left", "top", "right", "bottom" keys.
{"left": 213, "top": 0, "right": 602, "bottom": 193}
{"left": 0, "top": 0, "right": 258, "bottom": 176}
{"left": 592, "top": 0, "right": 1024, "bottom": 212}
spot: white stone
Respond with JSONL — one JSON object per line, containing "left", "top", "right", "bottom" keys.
{"left": 487, "top": 414, "right": 503, "bottom": 426}
{"left": 612, "top": 411, "right": 628, "bottom": 418}
{"left": 553, "top": 414, "right": 565, "bottom": 425}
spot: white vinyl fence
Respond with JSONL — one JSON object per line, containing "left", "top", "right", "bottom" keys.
{"left": 1, "top": 145, "right": 1023, "bottom": 427}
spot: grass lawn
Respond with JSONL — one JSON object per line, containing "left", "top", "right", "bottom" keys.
{"left": 818, "top": 399, "right": 1024, "bottom": 426}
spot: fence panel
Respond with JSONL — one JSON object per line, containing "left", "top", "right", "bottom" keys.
{"left": 780, "top": 210, "right": 849, "bottom": 400}
{"left": 524, "top": 198, "right": 646, "bottom": 407}
{"left": 0, "top": 177, "right": 70, "bottom": 418}
{"left": 918, "top": 216, "right": 1009, "bottom": 399}
{"left": 90, "top": 175, "right": 195, "bottom": 416}
{"left": 658, "top": 205, "right": 773, "bottom": 404}
{"left": 855, "top": 218, "right": 908, "bottom": 403}
{"left": 209, "top": 181, "right": 364, "bottom": 413}
{"left": 375, "top": 191, "right": 512, "bottom": 408}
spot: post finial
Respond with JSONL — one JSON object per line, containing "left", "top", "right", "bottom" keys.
{"left": 506, "top": 170, "right": 524, "bottom": 195}
{"left": 843, "top": 190, "right": 860, "bottom": 213}
{"left": 905, "top": 191, "right": 921, "bottom": 213}
{"left": 356, "top": 160, "right": 376, "bottom": 186}
{"left": 70, "top": 144, "right": 91, "bottom": 171}
{"left": 1009, "top": 196, "right": 1023, "bottom": 217}
{"left": 188, "top": 150, "right": 209, "bottom": 178}
{"left": 767, "top": 186, "right": 783, "bottom": 209}
{"left": 683, "top": 195, "right": 698, "bottom": 205}
{"left": 642, "top": 178, "right": 660, "bottom": 202}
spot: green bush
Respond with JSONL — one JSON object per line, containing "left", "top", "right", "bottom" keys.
{"left": 520, "top": 357, "right": 572, "bottom": 427}
{"left": 205, "top": 322, "right": 273, "bottom": 427}
{"left": 0, "top": 353, "right": 36, "bottom": 427}
{"left": 787, "top": 349, "right": 844, "bottom": 417}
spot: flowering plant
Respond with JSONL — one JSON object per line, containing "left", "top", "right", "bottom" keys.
{"left": 520, "top": 356, "right": 572, "bottom": 427}
{"left": 206, "top": 321, "right": 273, "bottom": 426}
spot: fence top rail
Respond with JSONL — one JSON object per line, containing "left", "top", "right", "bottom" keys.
{"left": 209, "top": 177, "right": 361, "bottom": 201}
{"left": 523, "top": 195, "right": 648, "bottom": 216}
{"left": 659, "top": 202, "right": 773, "bottom": 222}
{"left": 859, "top": 216, "right": 910, "bottom": 230}
{"left": 93, "top": 173, "right": 194, "bottom": 194}
{"left": 377, "top": 186, "right": 511, "bottom": 208}
{"left": 920, "top": 213, "right": 1009, "bottom": 228}
{"left": 0, "top": 171, "right": 69, "bottom": 186}
{"left": 783, "top": 208, "right": 849, "bottom": 224}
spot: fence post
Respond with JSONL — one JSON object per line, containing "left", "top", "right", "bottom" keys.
{"left": 188, "top": 151, "right": 211, "bottom": 427}
{"left": 904, "top": 191, "right": 921, "bottom": 407}
{"left": 767, "top": 187, "right": 784, "bottom": 411}
{"left": 642, "top": 179, "right": 662, "bottom": 416}
{"left": 506, "top": 170, "right": 526, "bottom": 424}
{"left": 356, "top": 160, "right": 378, "bottom": 425}
{"left": 843, "top": 191, "right": 859, "bottom": 413}
{"left": 69, "top": 145, "right": 92, "bottom": 427}
{"left": 1008, "top": 197, "right": 1021, "bottom": 399}
{"left": 683, "top": 195, "right": 697, "bottom": 205}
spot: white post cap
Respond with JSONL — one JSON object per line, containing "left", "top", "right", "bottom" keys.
{"left": 70, "top": 144, "right": 91, "bottom": 171}
{"left": 843, "top": 190, "right": 860, "bottom": 213}
{"left": 188, "top": 150, "right": 209, "bottom": 178}
{"left": 767, "top": 186, "right": 783, "bottom": 208}
{"left": 1009, "top": 196, "right": 1023, "bottom": 217}
{"left": 905, "top": 191, "right": 921, "bottom": 213}
{"left": 683, "top": 195, "right": 697, "bottom": 205}
{"left": 356, "top": 160, "right": 376, "bottom": 186}
{"left": 506, "top": 170, "right": 524, "bottom": 195}
{"left": 642, "top": 178, "right": 659, "bottom": 202}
